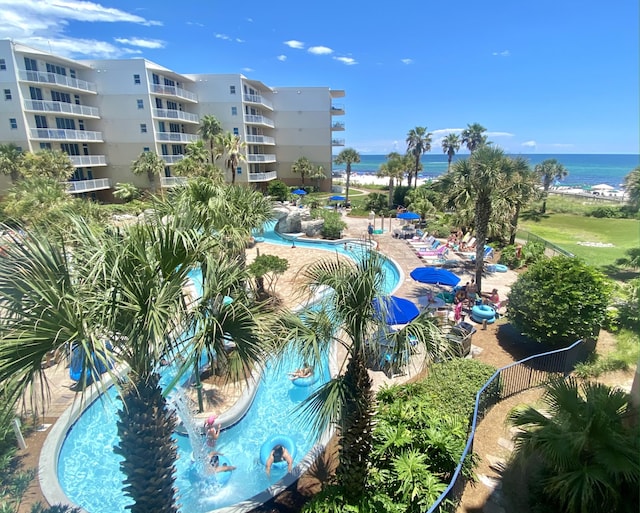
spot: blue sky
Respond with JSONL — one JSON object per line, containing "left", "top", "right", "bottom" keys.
{"left": 1, "top": 0, "right": 638, "bottom": 155}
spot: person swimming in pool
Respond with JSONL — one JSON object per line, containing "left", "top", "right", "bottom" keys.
{"left": 265, "top": 444, "right": 293, "bottom": 477}
{"left": 209, "top": 452, "right": 236, "bottom": 473}
{"left": 204, "top": 415, "right": 220, "bottom": 447}
{"left": 288, "top": 362, "right": 313, "bottom": 380}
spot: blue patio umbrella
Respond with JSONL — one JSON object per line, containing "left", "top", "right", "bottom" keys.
{"left": 397, "top": 211, "right": 421, "bottom": 220}
{"left": 373, "top": 295, "right": 420, "bottom": 325}
{"left": 410, "top": 267, "right": 461, "bottom": 287}
{"left": 292, "top": 189, "right": 307, "bottom": 195}
{"left": 329, "top": 195, "right": 346, "bottom": 201}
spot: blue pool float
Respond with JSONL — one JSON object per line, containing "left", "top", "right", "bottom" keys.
{"left": 260, "top": 435, "right": 297, "bottom": 470}
{"left": 291, "top": 372, "right": 319, "bottom": 387}
{"left": 471, "top": 304, "right": 496, "bottom": 323}
{"left": 212, "top": 454, "right": 234, "bottom": 486}
{"left": 493, "top": 264, "right": 508, "bottom": 273}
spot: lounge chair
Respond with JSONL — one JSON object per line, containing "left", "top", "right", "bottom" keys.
{"left": 409, "top": 238, "right": 438, "bottom": 251}
{"left": 456, "top": 245, "right": 493, "bottom": 261}
{"left": 417, "top": 245, "right": 449, "bottom": 259}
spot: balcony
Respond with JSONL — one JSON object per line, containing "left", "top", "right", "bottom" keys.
{"left": 332, "top": 138, "right": 345, "bottom": 146}
{"left": 246, "top": 153, "right": 276, "bottom": 163}
{"left": 160, "top": 176, "right": 188, "bottom": 188}
{"left": 152, "top": 108, "right": 199, "bottom": 124}
{"left": 24, "top": 100, "right": 100, "bottom": 118}
{"left": 161, "top": 154, "right": 185, "bottom": 165}
{"left": 30, "top": 128, "right": 103, "bottom": 142}
{"left": 156, "top": 132, "right": 199, "bottom": 143}
{"left": 244, "top": 115, "right": 274, "bottom": 128}
{"left": 64, "top": 178, "right": 111, "bottom": 194}
{"left": 18, "top": 69, "right": 97, "bottom": 94}
{"left": 150, "top": 84, "right": 197, "bottom": 103}
{"left": 248, "top": 171, "right": 278, "bottom": 182}
{"left": 69, "top": 155, "right": 107, "bottom": 167}
{"left": 331, "top": 104, "right": 345, "bottom": 115}
{"left": 331, "top": 121, "right": 345, "bottom": 131}
{"left": 245, "top": 134, "right": 275, "bottom": 145}
{"left": 243, "top": 93, "right": 273, "bottom": 110}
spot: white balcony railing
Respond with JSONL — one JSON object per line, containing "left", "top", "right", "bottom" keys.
{"left": 248, "top": 171, "right": 278, "bottom": 182}
{"left": 161, "top": 154, "right": 185, "bottom": 164}
{"left": 243, "top": 93, "right": 273, "bottom": 110}
{"left": 155, "top": 132, "right": 199, "bottom": 143}
{"left": 64, "top": 178, "right": 112, "bottom": 194}
{"left": 245, "top": 134, "right": 275, "bottom": 145}
{"left": 332, "top": 138, "right": 345, "bottom": 146}
{"left": 18, "top": 69, "right": 97, "bottom": 93}
{"left": 30, "top": 128, "right": 103, "bottom": 142}
{"left": 246, "top": 153, "right": 276, "bottom": 163}
{"left": 160, "top": 176, "right": 188, "bottom": 188}
{"left": 24, "top": 100, "right": 100, "bottom": 118}
{"left": 331, "top": 121, "right": 345, "bottom": 130}
{"left": 244, "top": 115, "right": 274, "bottom": 128}
{"left": 150, "top": 84, "right": 197, "bottom": 102}
{"left": 152, "top": 108, "right": 199, "bottom": 123}
{"left": 331, "top": 104, "right": 345, "bottom": 114}
{"left": 69, "top": 155, "right": 107, "bottom": 167}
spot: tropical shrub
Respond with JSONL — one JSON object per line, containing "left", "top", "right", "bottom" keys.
{"left": 364, "top": 193, "right": 388, "bottom": 213}
{"left": 508, "top": 256, "right": 612, "bottom": 346}
{"left": 316, "top": 210, "right": 346, "bottom": 239}
{"left": 520, "top": 240, "right": 546, "bottom": 265}
{"left": 247, "top": 254, "right": 289, "bottom": 299}
{"left": 393, "top": 185, "right": 411, "bottom": 208}
{"left": 267, "top": 180, "right": 289, "bottom": 201}
{"left": 499, "top": 244, "right": 522, "bottom": 269}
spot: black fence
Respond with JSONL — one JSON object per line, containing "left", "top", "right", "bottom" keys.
{"left": 426, "top": 337, "right": 596, "bottom": 513}
{"left": 518, "top": 229, "right": 574, "bottom": 258}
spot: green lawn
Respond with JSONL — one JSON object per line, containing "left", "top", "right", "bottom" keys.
{"left": 519, "top": 214, "right": 639, "bottom": 267}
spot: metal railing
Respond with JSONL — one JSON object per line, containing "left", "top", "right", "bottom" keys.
{"left": 160, "top": 176, "right": 188, "bottom": 188}
{"left": 30, "top": 128, "right": 103, "bottom": 141}
{"left": 246, "top": 153, "right": 276, "bottom": 163}
{"left": 244, "top": 115, "right": 274, "bottom": 127}
{"left": 64, "top": 178, "right": 112, "bottom": 193}
{"left": 155, "top": 132, "right": 199, "bottom": 143}
{"left": 23, "top": 99, "right": 100, "bottom": 118}
{"left": 248, "top": 171, "right": 277, "bottom": 182}
{"left": 517, "top": 230, "right": 574, "bottom": 257}
{"left": 152, "top": 108, "right": 199, "bottom": 123}
{"left": 150, "top": 83, "right": 198, "bottom": 102}
{"left": 69, "top": 155, "right": 107, "bottom": 167}
{"left": 426, "top": 338, "right": 595, "bottom": 513}
{"left": 243, "top": 93, "right": 273, "bottom": 110}
{"left": 245, "top": 134, "right": 275, "bottom": 145}
{"left": 18, "top": 69, "right": 97, "bottom": 93}
{"left": 161, "top": 154, "right": 185, "bottom": 164}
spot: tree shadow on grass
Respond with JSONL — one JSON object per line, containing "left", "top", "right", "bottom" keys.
{"left": 599, "top": 264, "right": 639, "bottom": 282}
{"left": 519, "top": 209, "right": 550, "bottom": 223}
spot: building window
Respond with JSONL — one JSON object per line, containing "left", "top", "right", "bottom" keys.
{"left": 230, "top": 85, "right": 236, "bottom": 94}
{"left": 9, "top": 118, "right": 17, "bottom": 129}
{"left": 231, "top": 106, "right": 237, "bottom": 116}
{"left": 143, "top": 147, "right": 150, "bottom": 152}
{"left": 134, "top": 74, "right": 141, "bottom": 84}
{"left": 70, "top": 69, "right": 76, "bottom": 78}
{"left": 78, "top": 120, "right": 85, "bottom": 130}
{"left": 56, "top": 117, "right": 75, "bottom": 130}
{"left": 46, "top": 63, "right": 66, "bottom": 75}
{"left": 39, "top": 142, "right": 52, "bottom": 150}
{"left": 29, "top": 86, "right": 43, "bottom": 100}
{"left": 140, "top": 124, "right": 147, "bottom": 133}
{"left": 0, "top": 59, "right": 6, "bottom": 70}
{"left": 233, "top": 127, "right": 239, "bottom": 135}
{"left": 35, "top": 115, "right": 48, "bottom": 128}
{"left": 4, "top": 89, "right": 11, "bottom": 100}
{"left": 24, "top": 57, "right": 37, "bottom": 71}
{"left": 155, "top": 97, "right": 163, "bottom": 108}
{"left": 51, "top": 90, "right": 71, "bottom": 103}
{"left": 137, "top": 99, "right": 144, "bottom": 109}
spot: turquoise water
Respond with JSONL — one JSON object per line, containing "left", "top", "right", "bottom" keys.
{"left": 57, "top": 226, "right": 400, "bottom": 513}
{"left": 335, "top": 153, "right": 639, "bottom": 188}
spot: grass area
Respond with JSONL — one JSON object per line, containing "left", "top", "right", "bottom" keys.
{"left": 519, "top": 213, "right": 638, "bottom": 266}
{"left": 574, "top": 328, "right": 640, "bottom": 378}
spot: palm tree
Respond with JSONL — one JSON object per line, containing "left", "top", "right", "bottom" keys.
{"left": 406, "top": 127, "right": 432, "bottom": 188}
{"left": 508, "top": 378, "right": 639, "bottom": 513}
{"left": 623, "top": 166, "right": 640, "bottom": 211}
{"left": 131, "top": 150, "right": 165, "bottom": 193}
{"left": 460, "top": 123, "right": 488, "bottom": 154}
{"left": 284, "top": 252, "right": 442, "bottom": 502}
{"left": 173, "top": 141, "right": 222, "bottom": 180}
{"left": 113, "top": 182, "right": 141, "bottom": 202}
{"left": 377, "top": 152, "right": 407, "bottom": 207}
{"left": 441, "top": 133, "right": 461, "bottom": 171}
{"left": 2, "top": 176, "right": 71, "bottom": 226}
{"left": 198, "top": 114, "right": 223, "bottom": 163}
{"left": 534, "top": 158, "right": 568, "bottom": 213}
{"left": 334, "top": 148, "right": 360, "bottom": 202}
{"left": 215, "top": 132, "right": 246, "bottom": 185}
{"left": 0, "top": 143, "right": 24, "bottom": 182}
{"left": 291, "top": 156, "right": 313, "bottom": 186}
{"left": 309, "top": 165, "right": 327, "bottom": 192}
{"left": 502, "top": 158, "right": 540, "bottom": 244}
{"left": 22, "top": 150, "right": 74, "bottom": 181}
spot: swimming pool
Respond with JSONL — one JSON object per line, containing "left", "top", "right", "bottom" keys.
{"left": 54, "top": 221, "right": 401, "bottom": 512}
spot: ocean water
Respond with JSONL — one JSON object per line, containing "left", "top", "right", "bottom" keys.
{"left": 333, "top": 154, "right": 640, "bottom": 189}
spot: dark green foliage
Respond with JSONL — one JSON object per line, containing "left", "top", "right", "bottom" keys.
{"left": 267, "top": 179, "right": 290, "bottom": 201}
{"left": 393, "top": 185, "right": 411, "bottom": 208}
{"left": 498, "top": 244, "right": 522, "bottom": 269}
{"left": 587, "top": 206, "right": 634, "bottom": 218}
{"left": 364, "top": 193, "right": 388, "bottom": 213}
{"left": 0, "top": 413, "right": 36, "bottom": 513}
{"left": 519, "top": 241, "right": 546, "bottom": 265}
{"left": 508, "top": 256, "right": 612, "bottom": 346}
{"left": 30, "top": 505, "right": 83, "bottom": 513}
{"left": 499, "top": 241, "right": 546, "bottom": 269}
{"left": 247, "top": 254, "right": 289, "bottom": 296}
{"left": 316, "top": 210, "right": 347, "bottom": 239}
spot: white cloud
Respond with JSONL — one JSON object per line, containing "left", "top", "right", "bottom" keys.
{"left": 215, "top": 33, "right": 231, "bottom": 40}
{"left": 334, "top": 56, "right": 356, "bottom": 65}
{"left": 114, "top": 37, "right": 165, "bottom": 49}
{"left": 308, "top": 46, "right": 333, "bottom": 55}
{"left": 0, "top": 0, "right": 162, "bottom": 58}
{"left": 522, "top": 140, "right": 537, "bottom": 148}
{"left": 492, "top": 50, "right": 510, "bottom": 57}
{"left": 401, "top": 58, "right": 413, "bottom": 65}
{"left": 277, "top": 54, "right": 287, "bottom": 62}
{"left": 432, "top": 128, "right": 463, "bottom": 136}
{"left": 242, "top": 67, "right": 253, "bottom": 72}
{"left": 186, "top": 21, "right": 204, "bottom": 27}
{"left": 284, "top": 39, "right": 304, "bottom": 49}
{"left": 487, "top": 131, "right": 514, "bottom": 138}
{"left": 246, "top": 18, "right": 253, "bottom": 22}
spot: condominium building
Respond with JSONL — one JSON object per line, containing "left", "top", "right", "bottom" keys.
{"left": 0, "top": 39, "right": 345, "bottom": 199}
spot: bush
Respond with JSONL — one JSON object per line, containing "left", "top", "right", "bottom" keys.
{"left": 267, "top": 180, "right": 289, "bottom": 201}
{"left": 508, "top": 256, "right": 612, "bottom": 346}
{"left": 499, "top": 244, "right": 523, "bottom": 269}
{"left": 312, "top": 209, "right": 346, "bottom": 239}
{"left": 588, "top": 206, "right": 626, "bottom": 218}
{"left": 520, "top": 241, "right": 546, "bottom": 265}
{"left": 364, "top": 193, "right": 388, "bottom": 213}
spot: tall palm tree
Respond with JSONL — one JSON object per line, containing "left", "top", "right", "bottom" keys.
{"left": 406, "top": 126, "right": 432, "bottom": 188}
{"left": 623, "top": 166, "right": 640, "bottom": 211}
{"left": 503, "top": 158, "right": 540, "bottom": 244}
{"left": 198, "top": 114, "right": 223, "bottom": 163}
{"left": 173, "top": 141, "right": 222, "bottom": 180}
{"left": 334, "top": 148, "right": 360, "bottom": 202}
{"left": 377, "top": 152, "right": 407, "bottom": 208}
{"left": 534, "top": 158, "right": 568, "bottom": 213}
{"left": 291, "top": 156, "right": 313, "bottom": 186}
{"left": 22, "top": 150, "right": 74, "bottom": 181}
{"left": 460, "top": 123, "right": 488, "bottom": 154}
{"left": 441, "top": 133, "right": 461, "bottom": 171}
{"left": 283, "top": 252, "right": 442, "bottom": 502}
{"left": 0, "top": 143, "right": 24, "bottom": 183}
{"left": 309, "top": 165, "right": 327, "bottom": 192}
{"left": 131, "top": 150, "right": 165, "bottom": 193}
{"left": 215, "top": 132, "right": 246, "bottom": 185}
{"left": 508, "top": 378, "right": 639, "bottom": 513}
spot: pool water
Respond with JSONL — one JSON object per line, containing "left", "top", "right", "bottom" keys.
{"left": 57, "top": 222, "right": 400, "bottom": 512}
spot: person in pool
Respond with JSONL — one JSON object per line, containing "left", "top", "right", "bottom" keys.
{"left": 265, "top": 444, "right": 293, "bottom": 477}
{"left": 204, "top": 415, "right": 220, "bottom": 447}
{"left": 209, "top": 452, "right": 236, "bottom": 473}
{"left": 288, "top": 362, "right": 313, "bottom": 380}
